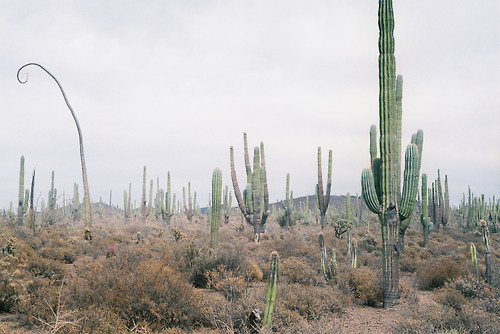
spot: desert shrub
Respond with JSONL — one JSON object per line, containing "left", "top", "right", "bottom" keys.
{"left": 417, "top": 256, "right": 464, "bottom": 290}
{"left": 188, "top": 246, "right": 248, "bottom": 289}
{"left": 67, "top": 250, "right": 209, "bottom": 331}
{"left": 358, "top": 233, "right": 378, "bottom": 253}
{"left": 281, "top": 256, "right": 318, "bottom": 285}
{"left": 278, "top": 284, "right": 345, "bottom": 322}
{"left": 400, "top": 246, "right": 421, "bottom": 273}
{"left": 344, "top": 267, "right": 383, "bottom": 306}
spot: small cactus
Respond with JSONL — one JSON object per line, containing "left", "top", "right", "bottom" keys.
{"left": 262, "top": 251, "right": 278, "bottom": 330}
{"left": 470, "top": 243, "right": 479, "bottom": 281}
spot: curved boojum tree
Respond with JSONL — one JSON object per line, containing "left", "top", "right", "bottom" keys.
{"left": 17, "top": 63, "right": 91, "bottom": 228}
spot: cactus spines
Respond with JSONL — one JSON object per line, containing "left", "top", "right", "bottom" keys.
{"left": 316, "top": 147, "right": 332, "bottom": 229}
{"left": 17, "top": 155, "right": 25, "bottom": 225}
{"left": 480, "top": 220, "right": 493, "bottom": 284}
{"left": 262, "top": 251, "right": 279, "bottom": 330}
{"left": 230, "top": 133, "right": 270, "bottom": 243}
{"left": 210, "top": 168, "right": 222, "bottom": 250}
{"left": 360, "top": 0, "right": 423, "bottom": 308}
{"left": 18, "top": 63, "right": 91, "bottom": 228}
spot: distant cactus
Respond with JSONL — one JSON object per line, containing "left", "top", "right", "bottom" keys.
{"left": 162, "top": 172, "right": 174, "bottom": 226}
{"left": 420, "top": 174, "right": 430, "bottom": 246}
{"left": 230, "top": 133, "right": 270, "bottom": 243}
{"left": 262, "top": 251, "right": 279, "bottom": 330}
{"left": 28, "top": 170, "right": 36, "bottom": 233}
{"left": 316, "top": 147, "right": 332, "bottom": 229}
{"left": 223, "top": 185, "right": 232, "bottom": 224}
{"left": 17, "top": 156, "right": 25, "bottom": 225}
{"left": 480, "top": 220, "right": 493, "bottom": 284}
{"left": 211, "top": 169, "right": 222, "bottom": 250}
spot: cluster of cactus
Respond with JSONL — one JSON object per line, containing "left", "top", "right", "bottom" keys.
{"left": 428, "top": 170, "right": 449, "bottom": 229}
{"left": 360, "top": 0, "right": 423, "bottom": 308}
{"left": 316, "top": 147, "right": 332, "bottom": 229}
{"left": 210, "top": 169, "right": 222, "bottom": 250}
{"left": 461, "top": 188, "right": 498, "bottom": 232}
{"left": 230, "top": 133, "right": 270, "bottom": 243}
{"left": 318, "top": 232, "right": 337, "bottom": 281}
{"left": 42, "top": 171, "right": 63, "bottom": 225}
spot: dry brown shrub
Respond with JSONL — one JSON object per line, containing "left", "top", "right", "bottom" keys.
{"left": 345, "top": 267, "right": 383, "bottom": 306}
{"left": 417, "top": 256, "right": 464, "bottom": 290}
{"left": 281, "top": 256, "right": 318, "bottom": 285}
{"left": 278, "top": 284, "right": 346, "bottom": 322}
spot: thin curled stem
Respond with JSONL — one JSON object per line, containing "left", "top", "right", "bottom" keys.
{"left": 17, "top": 63, "right": 91, "bottom": 228}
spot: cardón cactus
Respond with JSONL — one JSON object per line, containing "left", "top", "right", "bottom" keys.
{"left": 360, "top": 0, "right": 423, "bottom": 308}
{"left": 316, "top": 147, "right": 332, "bottom": 229}
{"left": 230, "top": 133, "right": 270, "bottom": 243}
{"left": 210, "top": 168, "right": 222, "bottom": 250}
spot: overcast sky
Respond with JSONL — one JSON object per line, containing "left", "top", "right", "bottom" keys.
{"left": 0, "top": 0, "right": 499, "bottom": 212}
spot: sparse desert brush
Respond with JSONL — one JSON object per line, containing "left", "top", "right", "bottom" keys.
{"left": 417, "top": 256, "right": 464, "bottom": 290}
{"left": 277, "top": 284, "right": 346, "bottom": 322}
{"left": 344, "top": 266, "right": 383, "bottom": 306}
{"left": 397, "top": 275, "right": 500, "bottom": 334}
{"left": 281, "top": 256, "right": 319, "bottom": 285}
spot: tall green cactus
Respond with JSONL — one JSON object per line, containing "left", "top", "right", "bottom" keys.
{"left": 420, "top": 174, "right": 430, "bottom": 246}
{"left": 316, "top": 147, "right": 332, "bottom": 229}
{"left": 230, "top": 133, "right": 270, "bottom": 243}
{"left": 480, "top": 220, "right": 493, "bottom": 284}
{"left": 360, "top": 0, "right": 423, "bottom": 308}
{"left": 17, "top": 155, "right": 25, "bottom": 225}
{"left": 262, "top": 251, "right": 279, "bottom": 330}
{"left": 211, "top": 169, "right": 222, "bottom": 250}
{"left": 18, "top": 63, "right": 91, "bottom": 228}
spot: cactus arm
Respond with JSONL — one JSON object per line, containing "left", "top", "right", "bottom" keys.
{"left": 317, "top": 147, "right": 325, "bottom": 212}
{"left": 399, "top": 144, "right": 420, "bottom": 220}
{"left": 361, "top": 168, "right": 381, "bottom": 214}
{"left": 325, "top": 149, "right": 333, "bottom": 207}
{"left": 230, "top": 146, "right": 250, "bottom": 223}
{"left": 260, "top": 142, "right": 270, "bottom": 222}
